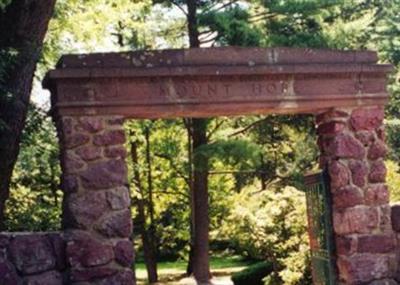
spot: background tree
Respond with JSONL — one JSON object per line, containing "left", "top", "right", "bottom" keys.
{"left": 128, "top": 121, "right": 159, "bottom": 283}
{"left": 0, "top": 0, "right": 57, "bottom": 229}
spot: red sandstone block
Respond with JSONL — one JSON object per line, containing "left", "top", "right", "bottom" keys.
{"left": 95, "top": 209, "right": 133, "bottom": 238}
{"left": 0, "top": 234, "right": 10, "bottom": 248}
{"left": 114, "top": 240, "right": 134, "bottom": 267}
{"left": 61, "top": 117, "right": 73, "bottom": 136}
{"left": 107, "top": 117, "right": 125, "bottom": 125}
{"left": 9, "top": 234, "right": 56, "bottom": 275}
{"left": 0, "top": 260, "right": 20, "bottom": 285}
{"left": 357, "top": 234, "right": 396, "bottom": 253}
{"left": 337, "top": 254, "right": 392, "bottom": 284}
{"left": 75, "top": 146, "right": 102, "bottom": 161}
{"left": 64, "top": 191, "right": 109, "bottom": 229}
{"left": 328, "top": 161, "right": 350, "bottom": 190}
{"left": 70, "top": 265, "right": 118, "bottom": 282}
{"left": 23, "top": 270, "right": 63, "bottom": 285}
{"left": 47, "top": 233, "right": 66, "bottom": 271}
{"left": 355, "top": 131, "right": 375, "bottom": 147}
{"left": 350, "top": 107, "right": 384, "bottom": 131}
{"left": 106, "top": 187, "right": 131, "bottom": 211}
{"left": 391, "top": 204, "right": 400, "bottom": 232}
{"left": 316, "top": 109, "right": 349, "bottom": 124}
{"left": 379, "top": 205, "right": 393, "bottom": 233}
{"left": 333, "top": 206, "right": 378, "bottom": 235}
{"left": 348, "top": 160, "right": 368, "bottom": 188}
{"left": 65, "top": 133, "right": 90, "bottom": 149}
{"left": 66, "top": 234, "right": 114, "bottom": 267}
{"left": 368, "top": 139, "right": 388, "bottom": 160}
{"left": 62, "top": 154, "right": 85, "bottom": 174}
{"left": 93, "top": 130, "right": 125, "bottom": 146}
{"left": 365, "top": 184, "right": 389, "bottom": 206}
{"left": 336, "top": 235, "right": 357, "bottom": 255}
{"left": 76, "top": 117, "right": 104, "bottom": 133}
{"left": 369, "top": 160, "right": 387, "bottom": 183}
{"left": 369, "top": 279, "right": 398, "bottom": 285}
{"left": 323, "top": 133, "right": 365, "bottom": 159}
{"left": 79, "top": 159, "right": 127, "bottom": 190}
{"left": 333, "top": 186, "right": 364, "bottom": 209}
{"left": 317, "top": 121, "right": 346, "bottom": 135}
{"left": 97, "top": 269, "right": 135, "bottom": 285}
{"left": 104, "top": 146, "right": 127, "bottom": 158}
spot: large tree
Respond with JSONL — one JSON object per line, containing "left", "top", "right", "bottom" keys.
{"left": 0, "top": 0, "right": 56, "bottom": 230}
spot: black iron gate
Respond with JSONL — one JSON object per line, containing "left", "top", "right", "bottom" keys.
{"left": 303, "top": 171, "right": 336, "bottom": 285}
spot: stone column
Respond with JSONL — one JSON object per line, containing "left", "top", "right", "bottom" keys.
{"left": 316, "top": 107, "right": 397, "bottom": 284}
{"left": 55, "top": 115, "right": 135, "bottom": 284}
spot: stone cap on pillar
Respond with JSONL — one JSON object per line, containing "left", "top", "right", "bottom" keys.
{"left": 43, "top": 47, "right": 393, "bottom": 118}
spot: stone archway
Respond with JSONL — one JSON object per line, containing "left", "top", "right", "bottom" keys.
{"left": 0, "top": 47, "right": 395, "bottom": 284}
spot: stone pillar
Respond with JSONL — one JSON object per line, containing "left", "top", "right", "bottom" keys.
{"left": 316, "top": 107, "right": 397, "bottom": 284}
{"left": 55, "top": 115, "right": 135, "bottom": 284}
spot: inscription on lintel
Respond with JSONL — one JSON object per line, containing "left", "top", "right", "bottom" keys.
{"left": 158, "top": 80, "right": 290, "bottom": 100}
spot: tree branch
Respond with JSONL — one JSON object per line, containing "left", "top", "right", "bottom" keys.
{"left": 228, "top": 117, "right": 269, "bottom": 137}
{"left": 206, "top": 118, "right": 226, "bottom": 141}
{"left": 170, "top": 0, "right": 187, "bottom": 15}
{"left": 200, "top": 35, "right": 218, "bottom": 45}
{"left": 153, "top": 190, "right": 189, "bottom": 199}
{"left": 248, "top": 13, "right": 278, "bottom": 24}
{"left": 199, "top": 29, "right": 212, "bottom": 35}
{"left": 204, "top": 0, "right": 239, "bottom": 13}
{"left": 215, "top": 0, "right": 239, "bottom": 12}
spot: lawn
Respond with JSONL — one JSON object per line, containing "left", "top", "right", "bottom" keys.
{"left": 135, "top": 255, "right": 254, "bottom": 284}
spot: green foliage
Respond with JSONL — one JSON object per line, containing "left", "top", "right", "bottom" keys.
{"left": 5, "top": 105, "right": 61, "bottom": 231}
{"left": 200, "top": 139, "right": 262, "bottom": 171}
{"left": 0, "top": 0, "right": 11, "bottom": 10}
{"left": 258, "top": 0, "right": 344, "bottom": 48}
{"left": 373, "top": 1, "right": 400, "bottom": 65}
{"left": 231, "top": 261, "right": 273, "bottom": 285}
{"left": 5, "top": 185, "right": 61, "bottom": 231}
{"left": 386, "top": 160, "right": 400, "bottom": 203}
{"left": 386, "top": 119, "right": 400, "bottom": 161}
{"left": 220, "top": 185, "right": 310, "bottom": 285}
{"left": 199, "top": 5, "right": 263, "bottom": 46}
{"left": 373, "top": 2, "right": 400, "bottom": 118}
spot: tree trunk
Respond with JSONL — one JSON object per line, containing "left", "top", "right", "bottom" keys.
{"left": 187, "top": 0, "right": 200, "bottom": 48}
{"left": 192, "top": 118, "right": 210, "bottom": 283}
{"left": 130, "top": 137, "right": 158, "bottom": 283}
{"left": 0, "top": 0, "right": 56, "bottom": 230}
{"left": 185, "top": 119, "right": 195, "bottom": 276}
{"left": 185, "top": 0, "right": 211, "bottom": 283}
{"left": 144, "top": 127, "right": 158, "bottom": 284}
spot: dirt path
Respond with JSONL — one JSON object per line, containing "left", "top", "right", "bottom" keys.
{"left": 138, "top": 276, "right": 234, "bottom": 285}
{"left": 137, "top": 274, "right": 233, "bottom": 285}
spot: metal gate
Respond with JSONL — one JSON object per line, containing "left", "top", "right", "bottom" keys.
{"left": 303, "top": 171, "right": 336, "bottom": 285}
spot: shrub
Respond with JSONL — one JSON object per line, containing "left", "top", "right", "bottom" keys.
{"left": 231, "top": 261, "right": 273, "bottom": 285}
{"left": 220, "top": 185, "right": 311, "bottom": 284}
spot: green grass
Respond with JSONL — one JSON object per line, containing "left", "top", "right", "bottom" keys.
{"left": 135, "top": 255, "right": 254, "bottom": 281}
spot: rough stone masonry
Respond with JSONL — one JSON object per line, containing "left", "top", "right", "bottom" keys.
{"left": 317, "top": 107, "right": 398, "bottom": 284}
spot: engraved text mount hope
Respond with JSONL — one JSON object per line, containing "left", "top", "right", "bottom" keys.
{"left": 156, "top": 79, "right": 290, "bottom": 103}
